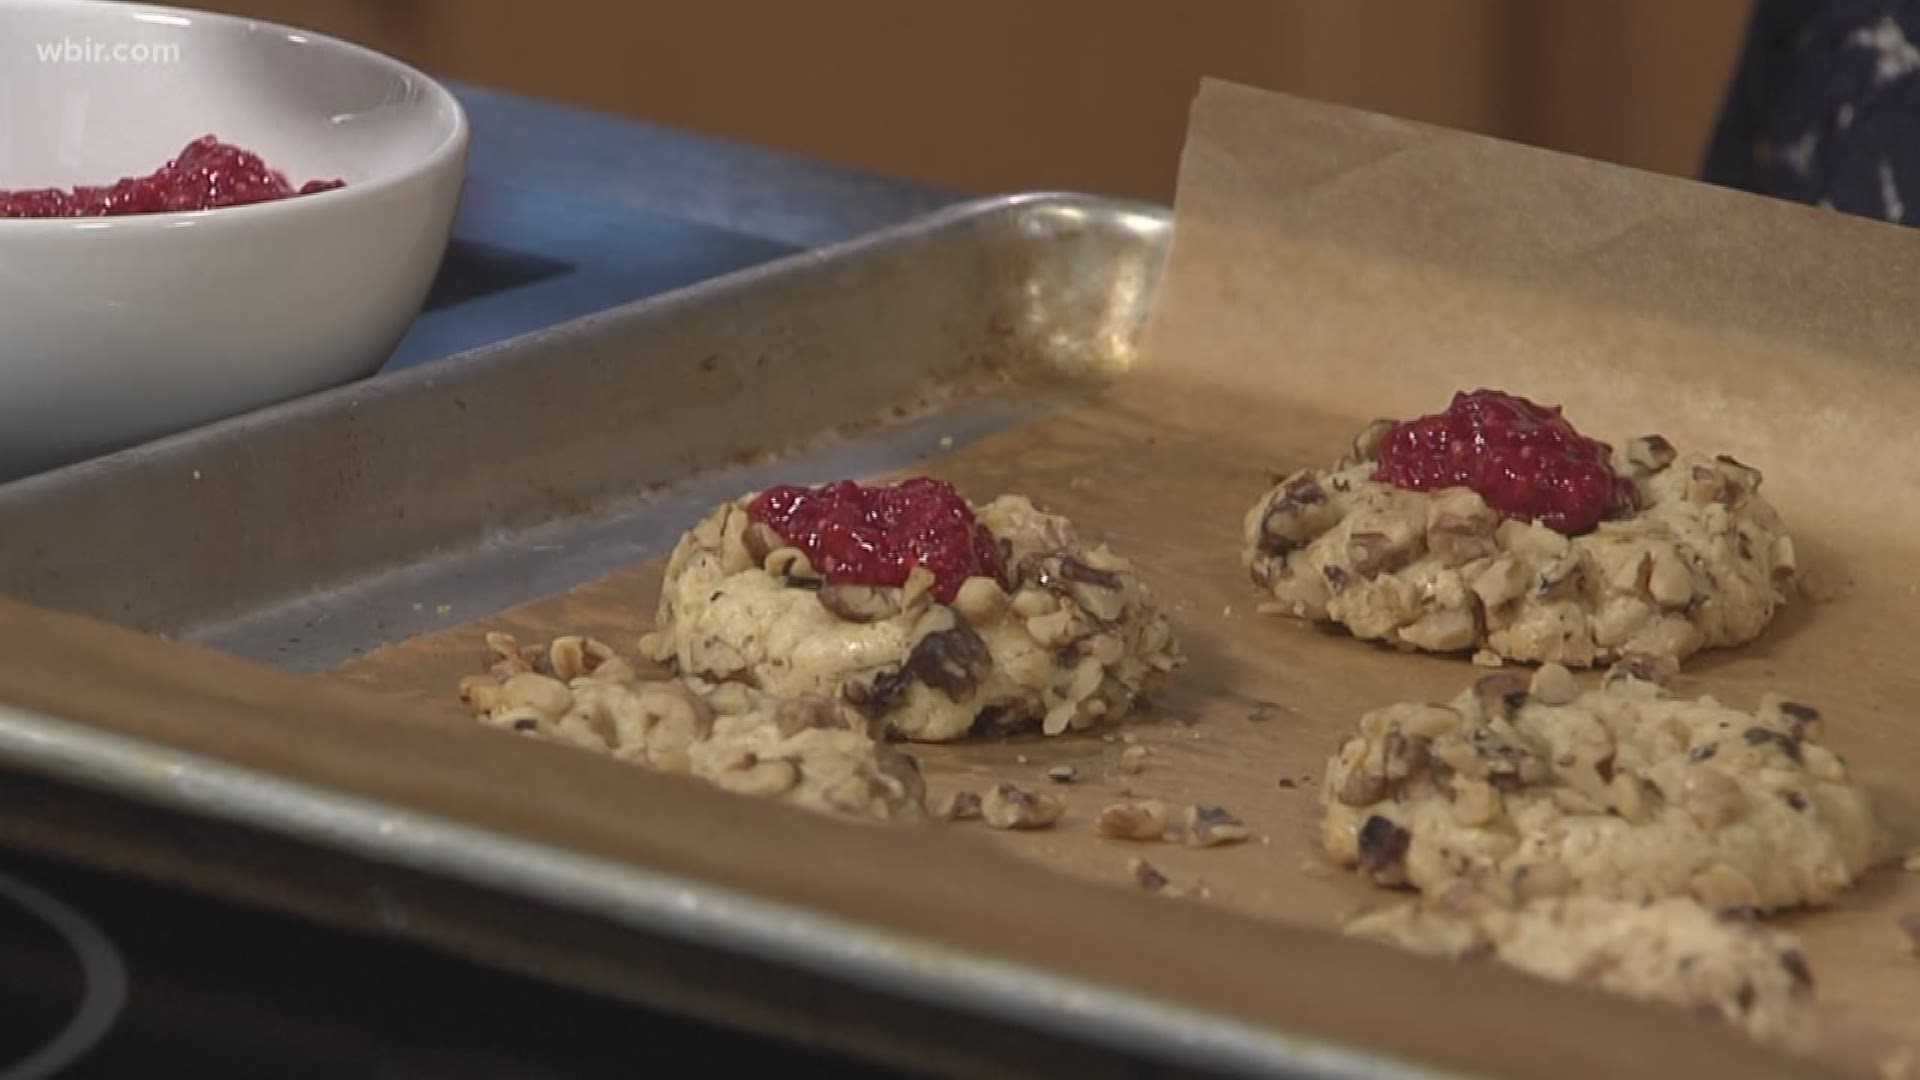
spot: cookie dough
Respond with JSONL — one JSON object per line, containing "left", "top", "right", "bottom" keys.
{"left": 1321, "top": 665, "right": 1876, "bottom": 912}
{"left": 1345, "top": 896, "right": 1819, "bottom": 1051}
{"left": 1243, "top": 425, "right": 1796, "bottom": 668}
{"left": 642, "top": 491, "right": 1180, "bottom": 741}
{"left": 459, "top": 632, "right": 925, "bottom": 820}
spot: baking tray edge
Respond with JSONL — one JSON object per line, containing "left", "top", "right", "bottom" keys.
{"left": 0, "top": 701, "right": 1456, "bottom": 1080}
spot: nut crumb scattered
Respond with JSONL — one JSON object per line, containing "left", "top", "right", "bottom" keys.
{"left": 1260, "top": 835, "right": 1273, "bottom": 845}
{"left": 1277, "top": 776, "right": 1297, "bottom": 789}
{"left": 938, "top": 435, "right": 955, "bottom": 449}
{"left": 1121, "top": 732, "right": 1140, "bottom": 745}
{"left": 935, "top": 790, "right": 982, "bottom": 822}
{"left": 1095, "top": 799, "right": 1170, "bottom": 840}
{"left": 1471, "top": 649, "right": 1504, "bottom": 668}
{"left": 1015, "top": 754, "right": 1030, "bottom": 765}
{"left": 982, "top": 782, "right": 1066, "bottom": 830}
{"left": 191, "top": 469, "right": 202, "bottom": 481}
{"left": 1222, "top": 605, "right": 1234, "bottom": 617}
{"left": 435, "top": 604, "right": 453, "bottom": 615}
{"left": 1299, "top": 859, "right": 1329, "bottom": 879}
{"left": 1128, "top": 858, "right": 1169, "bottom": 892}
{"left": 1047, "top": 764, "right": 1078, "bottom": 783}
{"left": 1185, "top": 805, "right": 1250, "bottom": 848}
{"left": 1118, "top": 745, "right": 1149, "bottom": 774}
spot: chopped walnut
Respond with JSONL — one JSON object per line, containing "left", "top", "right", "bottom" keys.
{"left": 709, "top": 749, "right": 800, "bottom": 798}
{"left": 981, "top": 782, "right": 1066, "bottom": 830}
{"left": 459, "top": 634, "right": 924, "bottom": 821}
{"left": 1128, "top": 858, "right": 1170, "bottom": 892}
{"left": 1528, "top": 663, "right": 1578, "bottom": 706}
{"left": 816, "top": 583, "right": 905, "bottom": 623}
{"left": 1094, "top": 799, "right": 1169, "bottom": 841}
{"left": 1623, "top": 434, "right": 1678, "bottom": 475}
{"left": 1681, "top": 765, "right": 1748, "bottom": 830}
{"left": 1606, "top": 653, "right": 1678, "bottom": 686}
{"left": 936, "top": 790, "right": 983, "bottom": 822}
{"left": 1184, "top": 805, "right": 1251, "bottom": 848}
{"left": 1047, "top": 764, "right": 1078, "bottom": 783}
{"left": 1118, "top": 745, "right": 1149, "bottom": 774}
{"left": 1355, "top": 814, "right": 1413, "bottom": 883}
{"left": 773, "top": 694, "right": 843, "bottom": 737}
{"left": 1473, "top": 672, "right": 1530, "bottom": 718}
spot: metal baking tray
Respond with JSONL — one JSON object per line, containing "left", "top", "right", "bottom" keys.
{"left": 0, "top": 194, "right": 1435, "bottom": 1079}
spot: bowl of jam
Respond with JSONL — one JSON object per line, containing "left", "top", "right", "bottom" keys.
{"left": 0, "top": 0, "right": 468, "bottom": 480}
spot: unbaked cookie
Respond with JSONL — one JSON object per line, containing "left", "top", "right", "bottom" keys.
{"left": 1321, "top": 665, "right": 1876, "bottom": 912}
{"left": 641, "top": 483, "right": 1180, "bottom": 741}
{"left": 1345, "top": 896, "right": 1819, "bottom": 1051}
{"left": 1243, "top": 417, "right": 1797, "bottom": 668}
{"left": 459, "top": 632, "right": 926, "bottom": 820}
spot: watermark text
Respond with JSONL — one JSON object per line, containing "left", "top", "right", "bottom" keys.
{"left": 34, "top": 37, "right": 181, "bottom": 65}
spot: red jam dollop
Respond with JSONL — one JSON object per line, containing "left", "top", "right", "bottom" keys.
{"left": 1371, "top": 389, "right": 1637, "bottom": 535}
{"left": 0, "top": 135, "right": 345, "bottom": 218}
{"left": 747, "top": 477, "right": 1006, "bottom": 602}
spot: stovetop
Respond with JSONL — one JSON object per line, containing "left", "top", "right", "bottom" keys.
{"left": 377, "top": 83, "right": 955, "bottom": 374}
{"left": 0, "top": 846, "right": 906, "bottom": 1079}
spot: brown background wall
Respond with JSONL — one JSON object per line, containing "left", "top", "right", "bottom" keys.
{"left": 206, "top": 0, "right": 1755, "bottom": 200}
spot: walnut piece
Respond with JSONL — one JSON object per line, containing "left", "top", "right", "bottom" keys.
{"left": 1094, "top": 799, "right": 1170, "bottom": 841}
{"left": 982, "top": 782, "right": 1066, "bottom": 830}
{"left": 1128, "top": 858, "right": 1170, "bottom": 892}
{"left": 1184, "top": 805, "right": 1251, "bottom": 848}
{"left": 936, "top": 790, "right": 983, "bottom": 822}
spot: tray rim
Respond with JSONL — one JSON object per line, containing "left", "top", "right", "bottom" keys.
{"left": 0, "top": 191, "right": 1170, "bottom": 506}
{"left": 0, "top": 698, "right": 1443, "bottom": 1080}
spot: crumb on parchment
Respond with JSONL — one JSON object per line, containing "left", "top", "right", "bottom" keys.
{"left": 982, "top": 782, "right": 1065, "bottom": 830}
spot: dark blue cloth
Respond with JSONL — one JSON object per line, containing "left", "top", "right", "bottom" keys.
{"left": 1703, "top": 0, "right": 1920, "bottom": 223}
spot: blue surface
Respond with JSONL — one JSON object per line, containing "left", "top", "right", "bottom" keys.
{"left": 382, "top": 183, "right": 795, "bottom": 371}
{"left": 378, "top": 85, "right": 955, "bottom": 373}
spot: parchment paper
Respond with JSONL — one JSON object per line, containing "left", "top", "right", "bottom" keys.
{"left": 332, "top": 81, "right": 1920, "bottom": 1073}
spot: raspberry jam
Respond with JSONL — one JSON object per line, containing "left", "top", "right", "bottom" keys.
{"left": 1372, "top": 389, "right": 1637, "bottom": 535}
{"left": 747, "top": 477, "right": 1006, "bottom": 602}
{"left": 0, "top": 136, "right": 344, "bottom": 218}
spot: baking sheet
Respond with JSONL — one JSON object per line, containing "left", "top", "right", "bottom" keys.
{"left": 337, "top": 81, "right": 1920, "bottom": 1073}
{"left": 0, "top": 78, "right": 1907, "bottom": 1077}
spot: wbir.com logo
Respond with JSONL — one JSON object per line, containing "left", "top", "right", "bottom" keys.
{"left": 34, "top": 36, "right": 181, "bottom": 65}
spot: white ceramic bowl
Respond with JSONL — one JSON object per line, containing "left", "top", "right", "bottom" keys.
{"left": 0, "top": 0, "right": 467, "bottom": 479}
